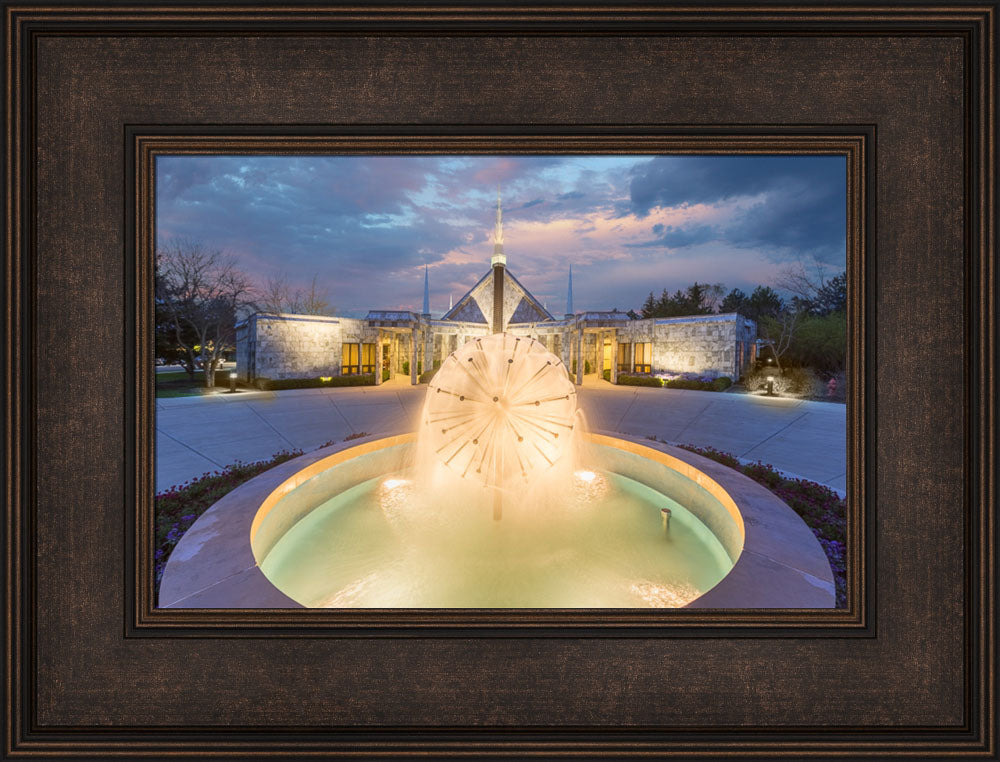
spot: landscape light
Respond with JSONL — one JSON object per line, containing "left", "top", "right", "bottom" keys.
{"left": 228, "top": 371, "right": 237, "bottom": 393}
{"left": 766, "top": 375, "right": 775, "bottom": 397}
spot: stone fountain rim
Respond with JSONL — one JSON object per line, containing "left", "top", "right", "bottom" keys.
{"left": 158, "top": 429, "right": 835, "bottom": 609}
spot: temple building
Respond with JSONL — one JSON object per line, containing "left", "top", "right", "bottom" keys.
{"left": 235, "top": 191, "right": 757, "bottom": 386}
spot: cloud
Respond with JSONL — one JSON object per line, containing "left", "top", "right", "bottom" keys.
{"left": 627, "top": 155, "right": 846, "bottom": 263}
{"left": 156, "top": 155, "right": 846, "bottom": 317}
{"left": 627, "top": 224, "right": 718, "bottom": 249}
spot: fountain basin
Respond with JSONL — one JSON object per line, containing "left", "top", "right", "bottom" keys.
{"left": 159, "top": 431, "right": 834, "bottom": 609}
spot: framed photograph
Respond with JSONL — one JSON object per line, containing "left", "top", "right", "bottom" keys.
{"left": 5, "top": 3, "right": 995, "bottom": 759}
{"left": 148, "top": 144, "right": 857, "bottom": 618}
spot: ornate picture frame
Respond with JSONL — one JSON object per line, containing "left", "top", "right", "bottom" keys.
{"left": 4, "top": 4, "right": 995, "bottom": 758}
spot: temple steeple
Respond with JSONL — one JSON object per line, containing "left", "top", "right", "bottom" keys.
{"left": 565, "top": 264, "right": 574, "bottom": 318}
{"left": 491, "top": 185, "right": 506, "bottom": 268}
{"left": 421, "top": 265, "right": 431, "bottom": 316}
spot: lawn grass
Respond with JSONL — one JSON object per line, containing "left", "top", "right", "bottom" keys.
{"left": 156, "top": 370, "right": 210, "bottom": 398}
{"left": 156, "top": 368, "right": 239, "bottom": 398}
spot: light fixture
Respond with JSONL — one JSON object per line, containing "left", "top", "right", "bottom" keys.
{"left": 229, "top": 370, "right": 237, "bottom": 393}
{"left": 766, "top": 375, "right": 775, "bottom": 396}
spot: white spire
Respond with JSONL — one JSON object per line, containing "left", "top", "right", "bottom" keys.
{"left": 565, "top": 264, "right": 574, "bottom": 317}
{"left": 491, "top": 184, "right": 506, "bottom": 268}
{"left": 422, "top": 264, "right": 430, "bottom": 315}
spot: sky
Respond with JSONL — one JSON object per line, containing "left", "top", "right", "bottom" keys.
{"left": 156, "top": 154, "right": 847, "bottom": 319}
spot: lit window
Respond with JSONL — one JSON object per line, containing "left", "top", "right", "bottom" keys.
{"left": 342, "top": 343, "right": 359, "bottom": 375}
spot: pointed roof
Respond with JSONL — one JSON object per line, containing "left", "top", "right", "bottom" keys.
{"left": 441, "top": 267, "right": 554, "bottom": 325}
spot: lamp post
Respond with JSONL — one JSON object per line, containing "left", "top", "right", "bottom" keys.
{"left": 228, "top": 371, "right": 237, "bottom": 394}
{"left": 766, "top": 375, "right": 775, "bottom": 396}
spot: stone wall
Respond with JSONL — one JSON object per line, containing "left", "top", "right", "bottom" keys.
{"left": 426, "top": 322, "right": 490, "bottom": 368}
{"left": 237, "top": 313, "right": 378, "bottom": 381}
{"left": 235, "top": 322, "right": 252, "bottom": 382}
{"left": 236, "top": 310, "right": 756, "bottom": 385}
{"left": 617, "top": 314, "right": 756, "bottom": 378}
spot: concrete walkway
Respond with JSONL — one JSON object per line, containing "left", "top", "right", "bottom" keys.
{"left": 156, "top": 377, "right": 846, "bottom": 495}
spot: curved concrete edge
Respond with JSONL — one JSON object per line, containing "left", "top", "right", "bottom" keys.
{"left": 160, "top": 430, "right": 834, "bottom": 609}
{"left": 159, "top": 429, "right": 409, "bottom": 608}
{"left": 593, "top": 432, "right": 835, "bottom": 608}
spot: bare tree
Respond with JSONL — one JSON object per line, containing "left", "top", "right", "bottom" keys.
{"left": 156, "top": 239, "right": 256, "bottom": 388}
{"left": 702, "top": 282, "right": 726, "bottom": 313}
{"left": 775, "top": 257, "right": 841, "bottom": 311}
{"left": 758, "top": 308, "right": 804, "bottom": 373}
{"left": 261, "top": 273, "right": 333, "bottom": 316}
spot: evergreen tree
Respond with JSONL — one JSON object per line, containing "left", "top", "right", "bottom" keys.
{"left": 641, "top": 291, "right": 657, "bottom": 318}
{"left": 746, "top": 285, "right": 784, "bottom": 323}
{"left": 813, "top": 272, "right": 847, "bottom": 315}
{"left": 720, "top": 287, "right": 749, "bottom": 314}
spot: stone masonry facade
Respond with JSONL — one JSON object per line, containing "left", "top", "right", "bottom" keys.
{"left": 237, "top": 302, "right": 755, "bottom": 386}
{"left": 236, "top": 192, "right": 757, "bottom": 386}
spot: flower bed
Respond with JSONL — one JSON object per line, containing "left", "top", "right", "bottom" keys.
{"left": 154, "top": 432, "right": 369, "bottom": 600}
{"left": 677, "top": 444, "right": 847, "bottom": 608}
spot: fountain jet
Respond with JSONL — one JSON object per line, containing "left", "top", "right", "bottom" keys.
{"left": 420, "top": 334, "right": 578, "bottom": 516}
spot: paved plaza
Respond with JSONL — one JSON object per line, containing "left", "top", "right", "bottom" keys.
{"left": 156, "top": 377, "right": 846, "bottom": 495}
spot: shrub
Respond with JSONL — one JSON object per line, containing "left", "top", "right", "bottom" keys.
{"left": 602, "top": 369, "right": 611, "bottom": 381}
{"left": 402, "top": 360, "right": 409, "bottom": 375}
{"left": 584, "top": 360, "right": 592, "bottom": 374}
{"left": 678, "top": 444, "right": 847, "bottom": 608}
{"left": 382, "top": 368, "right": 390, "bottom": 382}
{"left": 255, "top": 374, "right": 375, "bottom": 391}
{"left": 744, "top": 366, "right": 816, "bottom": 397}
{"left": 418, "top": 368, "right": 437, "bottom": 384}
{"left": 786, "top": 311, "right": 846, "bottom": 373}
{"left": 617, "top": 374, "right": 663, "bottom": 388}
{"left": 712, "top": 376, "right": 733, "bottom": 391}
{"left": 664, "top": 378, "right": 713, "bottom": 391}
{"left": 778, "top": 366, "right": 816, "bottom": 396}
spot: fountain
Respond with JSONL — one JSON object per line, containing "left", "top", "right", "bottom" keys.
{"left": 419, "top": 333, "right": 578, "bottom": 519}
{"left": 233, "top": 337, "right": 745, "bottom": 608}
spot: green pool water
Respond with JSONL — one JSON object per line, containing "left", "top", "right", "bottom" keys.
{"left": 259, "top": 470, "right": 734, "bottom": 608}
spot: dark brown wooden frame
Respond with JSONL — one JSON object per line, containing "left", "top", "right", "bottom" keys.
{"left": 4, "top": 3, "right": 996, "bottom": 758}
